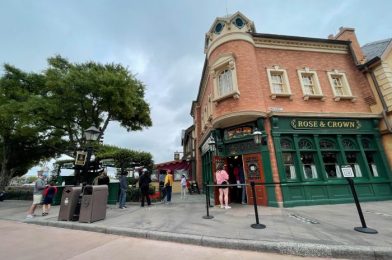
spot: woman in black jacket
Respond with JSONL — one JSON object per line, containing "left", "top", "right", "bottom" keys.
{"left": 139, "top": 168, "right": 151, "bottom": 207}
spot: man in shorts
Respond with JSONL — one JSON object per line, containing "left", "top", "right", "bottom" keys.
{"left": 26, "top": 172, "right": 46, "bottom": 218}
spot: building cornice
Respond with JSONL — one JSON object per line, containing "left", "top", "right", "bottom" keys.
{"left": 254, "top": 37, "right": 349, "bottom": 54}
{"left": 268, "top": 111, "right": 381, "bottom": 118}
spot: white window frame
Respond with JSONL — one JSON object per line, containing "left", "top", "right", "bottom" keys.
{"left": 327, "top": 70, "right": 356, "bottom": 102}
{"left": 297, "top": 68, "right": 324, "bottom": 101}
{"left": 210, "top": 53, "right": 240, "bottom": 102}
{"left": 267, "top": 66, "right": 291, "bottom": 99}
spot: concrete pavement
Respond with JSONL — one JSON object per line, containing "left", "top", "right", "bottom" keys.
{"left": 1, "top": 194, "right": 392, "bottom": 259}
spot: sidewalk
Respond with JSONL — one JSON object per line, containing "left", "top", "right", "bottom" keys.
{"left": 1, "top": 194, "right": 392, "bottom": 259}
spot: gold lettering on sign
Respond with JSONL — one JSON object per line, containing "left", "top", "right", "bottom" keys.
{"left": 292, "top": 119, "right": 359, "bottom": 129}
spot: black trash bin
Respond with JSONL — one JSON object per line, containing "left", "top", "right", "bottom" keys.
{"left": 79, "top": 185, "right": 108, "bottom": 223}
{"left": 58, "top": 186, "right": 82, "bottom": 221}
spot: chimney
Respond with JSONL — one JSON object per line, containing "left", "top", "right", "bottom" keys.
{"left": 332, "top": 27, "right": 366, "bottom": 64}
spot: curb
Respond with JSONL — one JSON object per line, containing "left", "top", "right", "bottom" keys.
{"left": 26, "top": 219, "right": 392, "bottom": 259}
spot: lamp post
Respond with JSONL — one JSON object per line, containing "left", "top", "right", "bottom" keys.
{"left": 80, "top": 126, "right": 101, "bottom": 185}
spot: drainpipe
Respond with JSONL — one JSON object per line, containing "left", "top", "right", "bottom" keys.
{"left": 367, "top": 67, "right": 392, "bottom": 133}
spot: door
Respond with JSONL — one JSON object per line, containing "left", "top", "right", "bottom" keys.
{"left": 243, "top": 153, "right": 267, "bottom": 206}
{"left": 212, "top": 156, "right": 228, "bottom": 205}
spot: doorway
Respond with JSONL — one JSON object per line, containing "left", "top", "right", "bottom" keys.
{"left": 226, "top": 155, "right": 246, "bottom": 204}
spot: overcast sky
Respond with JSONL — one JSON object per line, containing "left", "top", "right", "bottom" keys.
{"left": 1, "top": 0, "right": 391, "bottom": 172}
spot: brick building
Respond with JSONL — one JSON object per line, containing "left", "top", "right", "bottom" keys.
{"left": 191, "top": 12, "right": 392, "bottom": 207}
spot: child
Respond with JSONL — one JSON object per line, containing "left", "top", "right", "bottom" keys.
{"left": 181, "top": 174, "right": 187, "bottom": 199}
{"left": 42, "top": 181, "right": 58, "bottom": 216}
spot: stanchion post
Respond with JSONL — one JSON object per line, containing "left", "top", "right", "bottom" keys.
{"left": 203, "top": 183, "right": 213, "bottom": 219}
{"left": 346, "top": 178, "right": 377, "bottom": 234}
{"left": 250, "top": 181, "right": 265, "bottom": 229}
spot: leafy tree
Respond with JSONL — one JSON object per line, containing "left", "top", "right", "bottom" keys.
{"left": 43, "top": 55, "right": 152, "bottom": 150}
{"left": 0, "top": 65, "right": 66, "bottom": 190}
{"left": 0, "top": 56, "right": 153, "bottom": 189}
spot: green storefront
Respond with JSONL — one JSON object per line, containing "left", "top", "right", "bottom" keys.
{"left": 272, "top": 116, "right": 392, "bottom": 207}
{"left": 201, "top": 119, "right": 277, "bottom": 206}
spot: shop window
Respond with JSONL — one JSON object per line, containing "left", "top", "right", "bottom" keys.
{"left": 301, "top": 153, "right": 318, "bottom": 179}
{"left": 297, "top": 68, "right": 324, "bottom": 100}
{"left": 283, "top": 153, "right": 296, "bottom": 180}
{"left": 365, "top": 152, "right": 379, "bottom": 177}
{"left": 210, "top": 53, "right": 240, "bottom": 102}
{"left": 322, "top": 152, "right": 342, "bottom": 178}
{"left": 361, "top": 138, "right": 374, "bottom": 149}
{"left": 346, "top": 152, "right": 362, "bottom": 177}
{"left": 267, "top": 66, "right": 291, "bottom": 99}
{"left": 327, "top": 71, "right": 355, "bottom": 102}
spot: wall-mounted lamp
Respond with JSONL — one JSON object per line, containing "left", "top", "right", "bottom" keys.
{"left": 252, "top": 129, "right": 263, "bottom": 145}
{"left": 208, "top": 136, "right": 216, "bottom": 153}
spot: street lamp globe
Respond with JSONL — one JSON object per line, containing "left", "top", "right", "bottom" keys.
{"left": 84, "top": 126, "right": 101, "bottom": 141}
{"left": 252, "top": 129, "right": 263, "bottom": 144}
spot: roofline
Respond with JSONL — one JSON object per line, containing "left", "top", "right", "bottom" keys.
{"left": 191, "top": 57, "right": 208, "bottom": 116}
{"left": 358, "top": 56, "right": 381, "bottom": 70}
{"left": 251, "top": 32, "right": 351, "bottom": 45}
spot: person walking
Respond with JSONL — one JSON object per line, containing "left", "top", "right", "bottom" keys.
{"left": 26, "top": 172, "right": 46, "bottom": 218}
{"left": 180, "top": 174, "right": 187, "bottom": 199}
{"left": 118, "top": 171, "right": 128, "bottom": 209}
{"left": 139, "top": 168, "right": 151, "bottom": 207}
{"left": 164, "top": 170, "right": 174, "bottom": 203}
{"left": 215, "top": 164, "right": 231, "bottom": 209}
{"left": 42, "top": 181, "right": 58, "bottom": 216}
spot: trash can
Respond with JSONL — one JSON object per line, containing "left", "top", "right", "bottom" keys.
{"left": 79, "top": 185, "right": 108, "bottom": 223}
{"left": 58, "top": 186, "right": 82, "bottom": 221}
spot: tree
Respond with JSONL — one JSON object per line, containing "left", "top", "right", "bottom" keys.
{"left": 0, "top": 65, "right": 67, "bottom": 190}
{"left": 43, "top": 55, "right": 152, "bottom": 150}
{"left": 0, "top": 56, "right": 153, "bottom": 189}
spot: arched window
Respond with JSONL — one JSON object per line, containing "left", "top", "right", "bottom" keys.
{"left": 280, "top": 138, "right": 293, "bottom": 149}
{"left": 319, "top": 139, "right": 336, "bottom": 149}
{"left": 298, "top": 139, "right": 313, "bottom": 150}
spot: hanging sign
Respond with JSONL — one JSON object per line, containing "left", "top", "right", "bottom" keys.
{"left": 341, "top": 165, "right": 355, "bottom": 178}
{"left": 75, "top": 151, "right": 87, "bottom": 166}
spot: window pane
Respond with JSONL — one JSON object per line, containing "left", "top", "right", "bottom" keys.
{"left": 346, "top": 152, "right": 362, "bottom": 177}
{"left": 301, "top": 152, "right": 317, "bottom": 179}
{"left": 319, "top": 139, "right": 335, "bottom": 149}
{"left": 323, "top": 152, "right": 341, "bottom": 178}
{"left": 280, "top": 139, "right": 292, "bottom": 149}
{"left": 332, "top": 75, "right": 346, "bottom": 96}
{"left": 365, "top": 152, "right": 379, "bottom": 177}
{"left": 283, "top": 152, "right": 296, "bottom": 180}
{"left": 298, "top": 139, "right": 313, "bottom": 149}
{"left": 218, "top": 69, "right": 233, "bottom": 96}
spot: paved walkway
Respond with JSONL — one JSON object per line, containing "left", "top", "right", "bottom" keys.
{"left": 1, "top": 194, "right": 392, "bottom": 259}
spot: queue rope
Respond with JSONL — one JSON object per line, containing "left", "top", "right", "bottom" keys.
{"left": 202, "top": 181, "right": 267, "bottom": 229}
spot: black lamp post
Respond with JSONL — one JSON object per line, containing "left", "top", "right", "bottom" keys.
{"left": 81, "top": 126, "right": 101, "bottom": 185}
